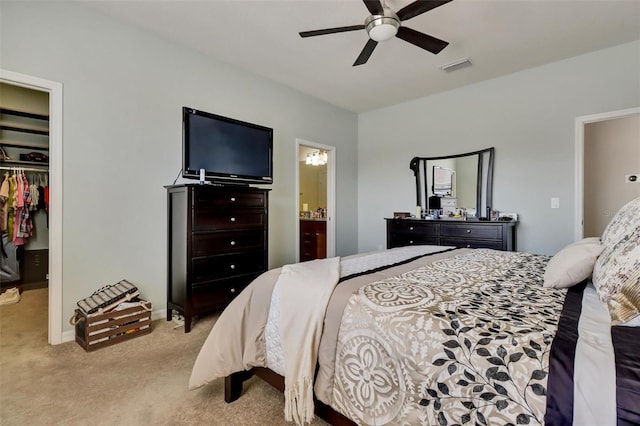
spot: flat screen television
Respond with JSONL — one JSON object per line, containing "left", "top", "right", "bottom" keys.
{"left": 182, "top": 107, "right": 273, "bottom": 185}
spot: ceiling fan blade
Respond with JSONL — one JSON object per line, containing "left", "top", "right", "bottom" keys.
{"left": 353, "top": 39, "right": 378, "bottom": 66}
{"left": 396, "top": 26, "right": 449, "bottom": 54}
{"left": 299, "top": 25, "right": 365, "bottom": 38}
{"left": 363, "top": 0, "right": 384, "bottom": 16}
{"left": 396, "top": 0, "right": 453, "bottom": 22}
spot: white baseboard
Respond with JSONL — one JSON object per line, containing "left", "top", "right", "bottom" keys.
{"left": 61, "top": 329, "right": 75, "bottom": 343}
{"left": 152, "top": 308, "right": 168, "bottom": 322}
{"left": 59, "top": 308, "right": 168, "bottom": 344}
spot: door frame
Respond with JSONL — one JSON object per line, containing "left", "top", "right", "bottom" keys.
{"left": 0, "top": 69, "right": 64, "bottom": 345}
{"left": 574, "top": 106, "right": 640, "bottom": 240}
{"left": 295, "top": 139, "right": 336, "bottom": 260}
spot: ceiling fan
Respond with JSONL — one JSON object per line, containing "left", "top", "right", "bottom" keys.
{"left": 299, "top": 0, "right": 453, "bottom": 66}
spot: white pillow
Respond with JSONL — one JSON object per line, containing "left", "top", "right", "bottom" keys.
{"left": 569, "top": 236, "right": 601, "bottom": 246}
{"left": 543, "top": 241, "right": 605, "bottom": 288}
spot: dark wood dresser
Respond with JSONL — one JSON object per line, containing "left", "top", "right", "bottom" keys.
{"left": 386, "top": 218, "right": 517, "bottom": 251}
{"left": 300, "top": 219, "right": 326, "bottom": 261}
{"left": 166, "top": 184, "right": 269, "bottom": 332}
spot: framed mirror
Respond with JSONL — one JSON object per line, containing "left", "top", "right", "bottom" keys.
{"left": 410, "top": 147, "right": 494, "bottom": 219}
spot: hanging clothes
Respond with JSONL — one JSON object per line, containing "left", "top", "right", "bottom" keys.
{"left": 15, "top": 171, "right": 32, "bottom": 245}
{"left": 12, "top": 170, "right": 31, "bottom": 246}
{"left": 6, "top": 173, "right": 16, "bottom": 241}
{"left": 42, "top": 173, "right": 49, "bottom": 228}
{"left": 37, "top": 185, "right": 45, "bottom": 210}
{"left": 0, "top": 173, "right": 9, "bottom": 232}
{"left": 0, "top": 168, "right": 47, "bottom": 244}
{"left": 29, "top": 174, "right": 39, "bottom": 211}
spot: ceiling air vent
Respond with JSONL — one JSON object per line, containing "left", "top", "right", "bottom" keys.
{"left": 440, "top": 57, "right": 472, "bottom": 72}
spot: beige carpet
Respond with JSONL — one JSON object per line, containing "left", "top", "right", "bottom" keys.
{"left": 0, "top": 288, "right": 330, "bottom": 426}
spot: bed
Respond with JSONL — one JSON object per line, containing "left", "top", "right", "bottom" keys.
{"left": 189, "top": 196, "right": 640, "bottom": 426}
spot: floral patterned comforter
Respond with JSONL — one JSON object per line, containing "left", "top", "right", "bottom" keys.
{"left": 329, "top": 249, "right": 565, "bottom": 426}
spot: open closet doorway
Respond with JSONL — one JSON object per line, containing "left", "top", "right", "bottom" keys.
{"left": 0, "top": 70, "right": 63, "bottom": 345}
{"left": 575, "top": 107, "right": 640, "bottom": 240}
{"left": 296, "top": 139, "right": 336, "bottom": 262}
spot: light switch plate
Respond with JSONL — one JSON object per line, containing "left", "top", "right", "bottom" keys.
{"left": 551, "top": 197, "right": 560, "bottom": 209}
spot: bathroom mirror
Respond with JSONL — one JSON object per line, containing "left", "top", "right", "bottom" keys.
{"left": 410, "top": 147, "right": 494, "bottom": 219}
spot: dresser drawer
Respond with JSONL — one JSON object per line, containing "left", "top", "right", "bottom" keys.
{"left": 440, "top": 223, "right": 502, "bottom": 240}
{"left": 441, "top": 238, "right": 504, "bottom": 250}
{"left": 389, "top": 234, "right": 438, "bottom": 247}
{"left": 191, "top": 275, "right": 257, "bottom": 312}
{"left": 192, "top": 231, "right": 264, "bottom": 256}
{"left": 388, "top": 220, "right": 438, "bottom": 236}
{"left": 194, "top": 210, "right": 265, "bottom": 231}
{"left": 194, "top": 189, "right": 266, "bottom": 208}
{"left": 386, "top": 218, "right": 516, "bottom": 252}
{"left": 192, "top": 251, "right": 265, "bottom": 283}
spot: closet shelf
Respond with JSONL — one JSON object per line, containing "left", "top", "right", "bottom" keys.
{"left": 0, "top": 107, "right": 50, "bottom": 171}
{"left": 0, "top": 140, "right": 49, "bottom": 150}
{"left": 0, "top": 122, "right": 49, "bottom": 136}
{"left": 0, "top": 107, "right": 49, "bottom": 121}
{"left": 0, "top": 159, "right": 49, "bottom": 168}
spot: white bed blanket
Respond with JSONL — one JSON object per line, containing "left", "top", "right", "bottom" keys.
{"left": 276, "top": 257, "right": 340, "bottom": 425}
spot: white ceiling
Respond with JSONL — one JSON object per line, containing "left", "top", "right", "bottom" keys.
{"left": 85, "top": 0, "right": 640, "bottom": 113}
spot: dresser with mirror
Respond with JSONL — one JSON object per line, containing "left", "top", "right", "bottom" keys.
{"left": 387, "top": 147, "right": 517, "bottom": 251}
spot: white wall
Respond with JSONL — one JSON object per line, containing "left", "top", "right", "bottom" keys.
{"left": 1, "top": 1, "right": 358, "bottom": 332}
{"left": 358, "top": 40, "right": 640, "bottom": 255}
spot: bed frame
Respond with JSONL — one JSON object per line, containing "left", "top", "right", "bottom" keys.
{"left": 225, "top": 368, "right": 356, "bottom": 426}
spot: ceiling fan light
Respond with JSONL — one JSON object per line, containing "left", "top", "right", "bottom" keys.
{"left": 366, "top": 16, "right": 399, "bottom": 42}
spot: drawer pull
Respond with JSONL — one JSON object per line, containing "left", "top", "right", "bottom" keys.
{"left": 230, "top": 240, "right": 236, "bottom": 246}
{"left": 230, "top": 288, "right": 236, "bottom": 293}
{"left": 466, "top": 245, "right": 471, "bottom": 248}
{"left": 409, "top": 226, "right": 414, "bottom": 231}
{"left": 409, "top": 240, "right": 414, "bottom": 244}
{"left": 230, "top": 197, "right": 236, "bottom": 202}
{"left": 230, "top": 264, "right": 236, "bottom": 270}
{"left": 230, "top": 217, "right": 236, "bottom": 222}
{"left": 466, "top": 229, "right": 471, "bottom": 233}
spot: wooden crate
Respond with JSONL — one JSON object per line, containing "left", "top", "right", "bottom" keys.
{"left": 74, "top": 301, "right": 152, "bottom": 352}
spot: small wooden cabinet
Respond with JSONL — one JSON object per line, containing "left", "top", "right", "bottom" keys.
{"left": 300, "top": 219, "right": 326, "bottom": 262}
{"left": 386, "top": 218, "right": 517, "bottom": 251}
{"left": 22, "top": 249, "right": 49, "bottom": 284}
{"left": 166, "top": 184, "right": 269, "bottom": 332}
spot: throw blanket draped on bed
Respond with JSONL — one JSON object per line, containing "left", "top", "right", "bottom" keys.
{"left": 276, "top": 257, "right": 340, "bottom": 425}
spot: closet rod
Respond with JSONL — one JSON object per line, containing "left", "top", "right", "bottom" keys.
{"left": 0, "top": 166, "right": 49, "bottom": 173}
